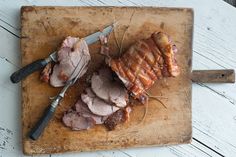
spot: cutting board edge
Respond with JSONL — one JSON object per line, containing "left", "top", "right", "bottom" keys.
{"left": 20, "top": 5, "right": 194, "bottom": 15}
{"left": 23, "top": 136, "right": 192, "bottom": 155}
{"left": 21, "top": 6, "right": 194, "bottom": 155}
{"left": 20, "top": 5, "right": 195, "bottom": 9}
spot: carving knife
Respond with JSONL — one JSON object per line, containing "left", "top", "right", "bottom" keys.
{"left": 10, "top": 23, "right": 115, "bottom": 83}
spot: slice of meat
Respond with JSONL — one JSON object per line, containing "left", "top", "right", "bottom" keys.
{"left": 109, "top": 32, "right": 179, "bottom": 103}
{"left": 40, "top": 62, "right": 52, "bottom": 83}
{"left": 81, "top": 88, "right": 119, "bottom": 116}
{"left": 75, "top": 99, "right": 107, "bottom": 124}
{"left": 62, "top": 110, "right": 95, "bottom": 131}
{"left": 91, "top": 67, "right": 128, "bottom": 108}
{"left": 50, "top": 37, "right": 91, "bottom": 87}
{"left": 109, "top": 82, "right": 128, "bottom": 108}
{"left": 91, "top": 68, "right": 112, "bottom": 102}
{"left": 104, "top": 106, "right": 132, "bottom": 131}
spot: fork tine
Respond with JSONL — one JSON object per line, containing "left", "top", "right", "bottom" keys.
{"left": 72, "top": 55, "right": 89, "bottom": 84}
{"left": 68, "top": 54, "right": 84, "bottom": 80}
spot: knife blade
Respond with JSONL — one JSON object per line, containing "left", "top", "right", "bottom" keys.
{"left": 10, "top": 23, "right": 115, "bottom": 83}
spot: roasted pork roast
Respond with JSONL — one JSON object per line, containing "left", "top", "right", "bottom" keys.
{"left": 108, "top": 32, "right": 179, "bottom": 103}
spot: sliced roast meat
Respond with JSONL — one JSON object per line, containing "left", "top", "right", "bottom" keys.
{"left": 91, "top": 68, "right": 112, "bottom": 102}
{"left": 91, "top": 67, "right": 128, "bottom": 108}
{"left": 109, "top": 82, "right": 128, "bottom": 108}
{"left": 75, "top": 99, "right": 92, "bottom": 113}
{"left": 104, "top": 106, "right": 132, "bottom": 131}
{"left": 50, "top": 37, "right": 91, "bottom": 87}
{"left": 75, "top": 99, "right": 107, "bottom": 124}
{"left": 62, "top": 109, "right": 95, "bottom": 131}
{"left": 81, "top": 88, "right": 119, "bottom": 116}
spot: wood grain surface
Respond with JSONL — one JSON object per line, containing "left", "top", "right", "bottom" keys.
{"left": 21, "top": 6, "right": 193, "bottom": 155}
{"left": 192, "top": 69, "right": 235, "bottom": 83}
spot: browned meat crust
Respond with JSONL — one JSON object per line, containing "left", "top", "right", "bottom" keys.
{"left": 104, "top": 106, "right": 132, "bottom": 131}
{"left": 109, "top": 32, "right": 179, "bottom": 103}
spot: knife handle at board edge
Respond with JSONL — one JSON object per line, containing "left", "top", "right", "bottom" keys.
{"left": 10, "top": 59, "right": 48, "bottom": 83}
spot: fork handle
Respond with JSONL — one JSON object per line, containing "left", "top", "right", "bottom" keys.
{"left": 29, "top": 96, "right": 62, "bottom": 140}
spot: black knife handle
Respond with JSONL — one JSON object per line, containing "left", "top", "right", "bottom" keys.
{"left": 10, "top": 59, "right": 48, "bottom": 83}
{"left": 29, "top": 105, "right": 56, "bottom": 140}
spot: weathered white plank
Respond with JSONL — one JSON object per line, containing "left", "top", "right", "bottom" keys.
{"left": 0, "top": 0, "right": 236, "bottom": 156}
{"left": 52, "top": 148, "right": 179, "bottom": 157}
{"left": 52, "top": 145, "right": 220, "bottom": 157}
{"left": 0, "top": 54, "right": 21, "bottom": 156}
{"left": 192, "top": 83, "right": 236, "bottom": 156}
{"left": 0, "top": 27, "right": 50, "bottom": 157}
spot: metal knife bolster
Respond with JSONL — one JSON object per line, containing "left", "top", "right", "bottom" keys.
{"left": 48, "top": 51, "right": 58, "bottom": 62}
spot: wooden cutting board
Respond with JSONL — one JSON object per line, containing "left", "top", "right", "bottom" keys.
{"left": 21, "top": 6, "right": 193, "bottom": 155}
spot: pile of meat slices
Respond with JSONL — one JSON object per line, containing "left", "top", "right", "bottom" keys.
{"left": 63, "top": 67, "right": 131, "bottom": 131}
{"left": 41, "top": 31, "right": 179, "bottom": 131}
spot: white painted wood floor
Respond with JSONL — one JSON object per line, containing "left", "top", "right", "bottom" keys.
{"left": 0, "top": 0, "right": 236, "bottom": 156}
